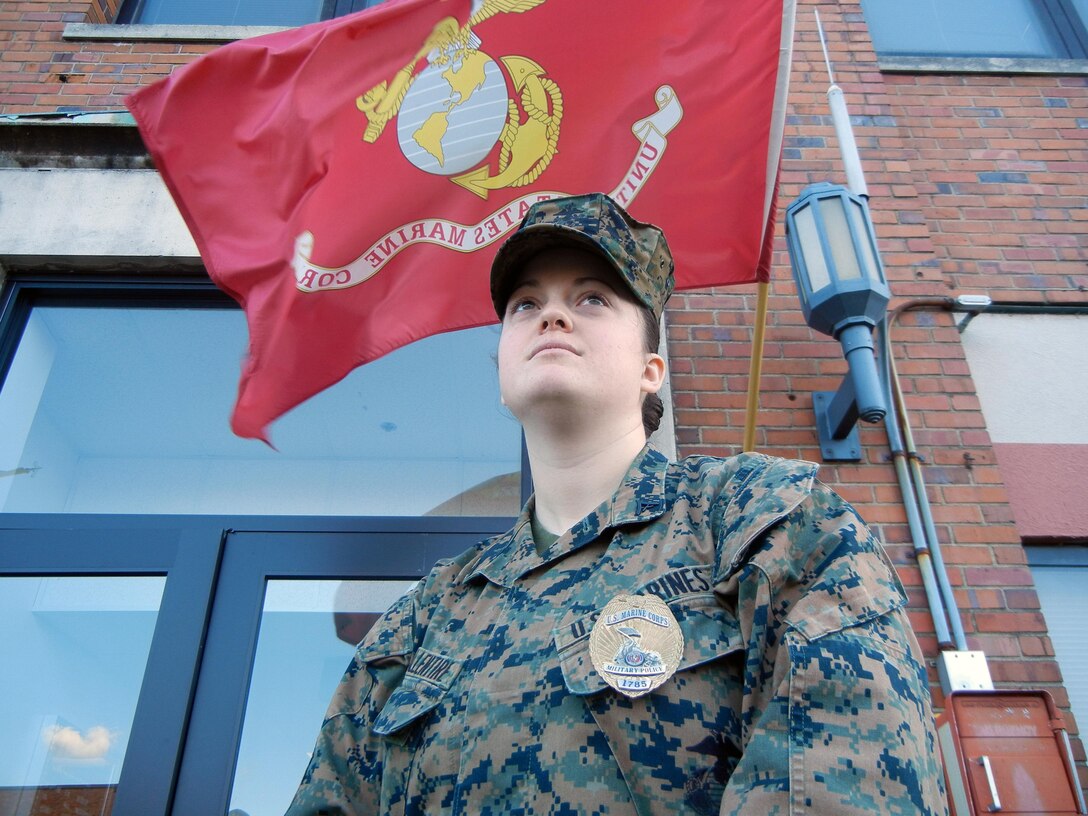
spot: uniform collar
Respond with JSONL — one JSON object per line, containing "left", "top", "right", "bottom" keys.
{"left": 461, "top": 446, "right": 670, "bottom": 587}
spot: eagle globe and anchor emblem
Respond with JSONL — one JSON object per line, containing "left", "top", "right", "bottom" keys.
{"left": 291, "top": 0, "right": 684, "bottom": 293}
{"left": 355, "top": 0, "right": 562, "bottom": 199}
{"left": 613, "top": 626, "right": 666, "bottom": 671}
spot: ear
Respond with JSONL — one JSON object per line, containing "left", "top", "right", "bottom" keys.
{"left": 640, "top": 352, "right": 666, "bottom": 396}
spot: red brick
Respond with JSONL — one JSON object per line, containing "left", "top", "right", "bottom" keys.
{"left": 963, "top": 567, "right": 1037, "bottom": 587}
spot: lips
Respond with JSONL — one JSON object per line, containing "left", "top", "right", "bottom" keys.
{"left": 530, "top": 341, "right": 579, "bottom": 359}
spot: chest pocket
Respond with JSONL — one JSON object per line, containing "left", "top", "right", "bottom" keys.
{"left": 552, "top": 593, "right": 742, "bottom": 696}
{"left": 370, "top": 647, "right": 464, "bottom": 739}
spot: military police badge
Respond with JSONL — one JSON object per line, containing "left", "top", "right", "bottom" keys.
{"left": 589, "top": 594, "right": 684, "bottom": 698}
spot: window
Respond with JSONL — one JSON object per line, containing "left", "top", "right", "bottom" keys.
{"left": 0, "top": 277, "right": 520, "bottom": 815}
{"left": 0, "top": 525, "right": 211, "bottom": 816}
{"left": 0, "top": 293, "right": 523, "bottom": 517}
{"left": 116, "top": 0, "right": 382, "bottom": 27}
{"left": 0, "top": 514, "right": 502, "bottom": 816}
{"left": 1028, "top": 547, "right": 1088, "bottom": 741}
{"left": 860, "top": 0, "right": 1088, "bottom": 60}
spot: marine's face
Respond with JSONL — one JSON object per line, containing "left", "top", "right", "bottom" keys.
{"left": 497, "top": 247, "right": 662, "bottom": 426}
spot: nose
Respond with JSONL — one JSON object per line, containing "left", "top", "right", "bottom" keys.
{"left": 538, "top": 300, "right": 571, "bottom": 332}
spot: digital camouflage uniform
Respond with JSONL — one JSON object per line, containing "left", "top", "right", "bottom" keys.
{"left": 285, "top": 446, "right": 948, "bottom": 816}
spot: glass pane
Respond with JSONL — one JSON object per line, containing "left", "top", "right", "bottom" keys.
{"left": 818, "top": 197, "right": 863, "bottom": 282}
{"left": 134, "top": 0, "right": 324, "bottom": 27}
{"left": 0, "top": 307, "right": 521, "bottom": 516}
{"left": 1075, "top": 0, "right": 1088, "bottom": 31}
{"left": 793, "top": 203, "right": 831, "bottom": 295}
{"left": 861, "top": 0, "right": 1061, "bottom": 58}
{"left": 229, "top": 579, "right": 415, "bottom": 816}
{"left": 0, "top": 576, "right": 165, "bottom": 816}
{"left": 1031, "top": 566, "right": 1088, "bottom": 739}
{"left": 847, "top": 198, "right": 883, "bottom": 284}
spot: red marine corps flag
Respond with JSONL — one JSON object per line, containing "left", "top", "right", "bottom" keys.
{"left": 128, "top": 0, "right": 795, "bottom": 441}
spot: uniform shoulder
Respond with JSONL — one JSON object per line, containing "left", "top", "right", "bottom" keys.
{"left": 669, "top": 451, "right": 819, "bottom": 494}
{"left": 421, "top": 539, "right": 493, "bottom": 592}
{"left": 359, "top": 540, "right": 493, "bottom": 656}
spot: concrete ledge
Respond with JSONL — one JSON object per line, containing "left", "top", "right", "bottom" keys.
{"left": 878, "top": 55, "right": 1088, "bottom": 75}
{"left": 63, "top": 22, "right": 287, "bottom": 43}
{"left": 0, "top": 168, "right": 199, "bottom": 263}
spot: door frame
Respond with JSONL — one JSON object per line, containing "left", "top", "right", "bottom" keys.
{"left": 1, "top": 514, "right": 512, "bottom": 816}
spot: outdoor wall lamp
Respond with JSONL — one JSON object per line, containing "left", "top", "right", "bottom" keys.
{"left": 785, "top": 182, "right": 890, "bottom": 461}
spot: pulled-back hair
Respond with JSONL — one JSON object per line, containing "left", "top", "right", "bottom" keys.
{"left": 638, "top": 306, "right": 665, "bottom": 437}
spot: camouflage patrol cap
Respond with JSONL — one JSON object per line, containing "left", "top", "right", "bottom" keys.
{"left": 490, "top": 193, "right": 675, "bottom": 320}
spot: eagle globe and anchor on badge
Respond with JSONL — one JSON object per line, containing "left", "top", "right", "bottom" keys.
{"left": 355, "top": 0, "right": 562, "bottom": 199}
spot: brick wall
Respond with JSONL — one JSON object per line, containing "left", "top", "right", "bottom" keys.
{"left": 0, "top": 0, "right": 214, "bottom": 112}
{"left": 2, "top": 0, "right": 1086, "bottom": 792}
{"left": 668, "top": 0, "right": 1087, "bottom": 786}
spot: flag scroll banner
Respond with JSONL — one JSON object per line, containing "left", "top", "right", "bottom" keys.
{"left": 127, "top": 0, "right": 796, "bottom": 441}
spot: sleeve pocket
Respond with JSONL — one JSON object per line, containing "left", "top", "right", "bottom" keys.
{"left": 322, "top": 594, "right": 418, "bottom": 722}
{"left": 371, "top": 648, "right": 464, "bottom": 737}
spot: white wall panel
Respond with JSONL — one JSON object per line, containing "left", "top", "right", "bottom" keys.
{"left": 0, "top": 168, "right": 198, "bottom": 264}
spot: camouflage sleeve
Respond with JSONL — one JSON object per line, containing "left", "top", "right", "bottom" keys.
{"left": 719, "top": 483, "right": 948, "bottom": 815}
{"left": 284, "top": 587, "right": 420, "bottom": 816}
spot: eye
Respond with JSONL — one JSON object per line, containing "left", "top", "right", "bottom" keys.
{"left": 508, "top": 297, "right": 537, "bottom": 315}
{"left": 579, "top": 291, "right": 608, "bottom": 307}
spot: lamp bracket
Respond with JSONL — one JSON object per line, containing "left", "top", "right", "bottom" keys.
{"left": 813, "top": 388, "right": 862, "bottom": 461}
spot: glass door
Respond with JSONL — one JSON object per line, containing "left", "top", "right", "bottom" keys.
{"left": 229, "top": 578, "right": 416, "bottom": 816}
{"left": 169, "top": 522, "right": 503, "bottom": 816}
{"left": 0, "top": 521, "right": 223, "bottom": 816}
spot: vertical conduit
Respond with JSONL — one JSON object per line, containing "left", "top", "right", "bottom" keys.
{"left": 880, "top": 303, "right": 969, "bottom": 651}
{"left": 878, "top": 314, "right": 958, "bottom": 650}
{"left": 878, "top": 299, "right": 1088, "bottom": 665}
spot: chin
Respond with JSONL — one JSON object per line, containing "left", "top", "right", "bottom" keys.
{"left": 503, "top": 383, "right": 586, "bottom": 422}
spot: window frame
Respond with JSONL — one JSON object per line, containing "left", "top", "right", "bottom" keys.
{"left": 0, "top": 518, "right": 222, "bottom": 816}
{"left": 0, "top": 274, "right": 235, "bottom": 397}
{"left": 1027, "top": 546, "right": 1088, "bottom": 567}
{"left": 114, "top": 0, "right": 373, "bottom": 27}
{"left": 170, "top": 523, "right": 496, "bottom": 815}
{"left": 1039, "top": 0, "right": 1088, "bottom": 57}
{"left": 859, "top": 0, "right": 1088, "bottom": 69}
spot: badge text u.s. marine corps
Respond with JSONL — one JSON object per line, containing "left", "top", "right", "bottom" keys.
{"left": 589, "top": 594, "right": 684, "bottom": 699}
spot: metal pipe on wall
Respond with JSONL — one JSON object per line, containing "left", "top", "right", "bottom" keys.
{"left": 881, "top": 299, "right": 970, "bottom": 651}
{"left": 880, "top": 296, "right": 1088, "bottom": 660}
{"left": 877, "top": 312, "right": 959, "bottom": 650}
